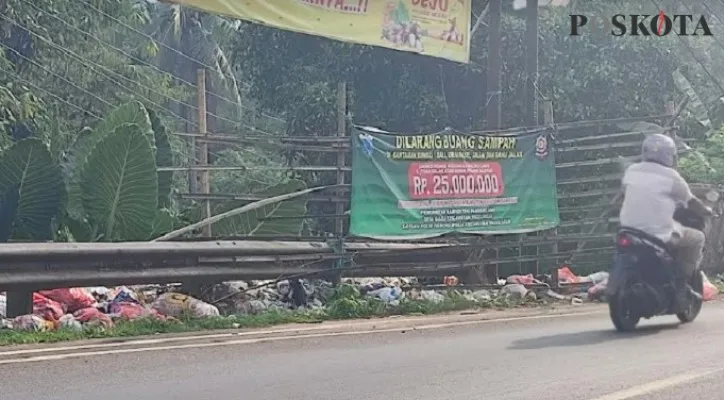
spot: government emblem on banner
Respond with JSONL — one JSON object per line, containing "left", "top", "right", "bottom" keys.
{"left": 535, "top": 134, "right": 549, "bottom": 160}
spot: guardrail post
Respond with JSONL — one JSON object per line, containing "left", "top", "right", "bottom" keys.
{"left": 6, "top": 289, "right": 32, "bottom": 318}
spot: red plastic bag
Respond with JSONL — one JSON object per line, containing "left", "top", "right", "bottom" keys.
{"left": 558, "top": 266, "right": 579, "bottom": 283}
{"left": 39, "top": 288, "right": 95, "bottom": 313}
{"left": 73, "top": 307, "right": 113, "bottom": 329}
{"left": 443, "top": 276, "right": 459, "bottom": 286}
{"left": 702, "top": 272, "right": 719, "bottom": 301}
{"left": 507, "top": 274, "right": 537, "bottom": 285}
{"left": 109, "top": 301, "right": 164, "bottom": 321}
{"left": 32, "top": 293, "right": 64, "bottom": 322}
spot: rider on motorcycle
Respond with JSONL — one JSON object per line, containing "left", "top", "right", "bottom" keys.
{"left": 619, "top": 133, "right": 712, "bottom": 309}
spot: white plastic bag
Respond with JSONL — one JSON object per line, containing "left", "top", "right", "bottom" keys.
{"left": 499, "top": 283, "right": 528, "bottom": 299}
{"left": 189, "top": 299, "right": 221, "bottom": 317}
{"left": 587, "top": 271, "right": 609, "bottom": 285}
{"left": 420, "top": 290, "right": 445, "bottom": 303}
{"left": 59, "top": 314, "right": 83, "bottom": 331}
{"left": 367, "top": 287, "right": 404, "bottom": 303}
{"left": 152, "top": 292, "right": 220, "bottom": 318}
{"left": 471, "top": 290, "right": 492, "bottom": 302}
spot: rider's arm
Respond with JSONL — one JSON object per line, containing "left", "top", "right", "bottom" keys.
{"left": 671, "top": 171, "right": 712, "bottom": 216}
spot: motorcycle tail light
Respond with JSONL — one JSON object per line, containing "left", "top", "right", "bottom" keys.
{"left": 617, "top": 235, "right": 631, "bottom": 247}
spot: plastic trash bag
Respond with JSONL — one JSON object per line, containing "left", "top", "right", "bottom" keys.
{"left": 152, "top": 292, "right": 220, "bottom": 318}
{"left": 247, "top": 299, "right": 269, "bottom": 314}
{"left": 557, "top": 266, "right": 579, "bottom": 283}
{"left": 366, "top": 286, "right": 404, "bottom": 303}
{"left": 59, "top": 314, "right": 83, "bottom": 331}
{"left": 190, "top": 299, "right": 221, "bottom": 317}
{"left": 443, "top": 276, "right": 459, "bottom": 286}
{"left": 472, "top": 290, "right": 492, "bottom": 302}
{"left": 110, "top": 286, "right": 139, "bottom": 304}
{"left": 702, "top": 272, "right": 719, "bottom": 302}
{"left": 38, "top": 288, "right": 96, "bottom": 313}
{"left": 33, "top": 293, "right": 64, "bottom": 322}
{"left": 587, "top": 271, "right": 609, "bottom": 285}
{"left": 12, "top": 314, "right": 53, "bottom": 331}
{"left": 360, "top": 281, "right": 387, "bottom": 293}
{"left": 507, "top": 274, "right": 538, "bottom": 285}
{"left": 109, "top": 301, "right": 164, "bottom": 321}
{"left": 86, "top": 287, "right": 111, "bottom": 299}
{"left": 587, "top": 278, "right": 608, "bottom": 301}
{"left": 500, "top": 284, "right": 528, "bottom": 299}
{"left": 420, "top": 290, "right": 445, "bottom": 303}
{"left": 73, "top": 307, "right": 113, "bottom": 329}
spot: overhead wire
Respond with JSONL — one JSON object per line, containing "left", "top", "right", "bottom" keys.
{"left": 4, "top": 72, "right": 104, "bottom": 121}
{"left": 7, "top": 4, "right": 212, "bottom": 128}
{"left": 82, "top": 0, "right": 285, "bottom": 124}
{"left": 10, "top": 0, "right": 284, "bottom": 136}
{"left": 2, "top": 2, "right": 318, "bottom": 208}
{"left": 651, "top": 0, "right": 724, "bottom": 94}
{"left": 0, "top": 42, "right": 115, "bottom": 110}
{"left": 0, "top": 14, "right": 200, "bottom": 129}
{"left": 696, "top": 0, "right": 724, "bottom": 56}
{"left": 17, "top": 0, "right": 248, "bottom": 129}
{"left": 63, "top": 0, "right": 285, "bottom": 134}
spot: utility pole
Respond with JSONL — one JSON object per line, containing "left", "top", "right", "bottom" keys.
{"left": 524, "top": 0, "right": 539, "bottom": 126}
{"left": 485, "top": 0, "right": 502, "bottom": 129}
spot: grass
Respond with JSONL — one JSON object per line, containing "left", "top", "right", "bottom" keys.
{"left": 0, "top": 285, "right": 537, "bottom": 346}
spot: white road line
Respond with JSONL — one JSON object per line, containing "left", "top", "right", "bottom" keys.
{"left": 588, "top": 369, "right": 720, "bottom": 400}
{"left": 0, "top": 311, "right": 602, "bottom": 364}
{"left": 0, "top": 327, "right": 319, "bottom": 356}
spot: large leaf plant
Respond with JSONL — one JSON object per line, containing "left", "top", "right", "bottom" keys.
{"left": 0, "top": 101, "right": 176, "bottom": 242}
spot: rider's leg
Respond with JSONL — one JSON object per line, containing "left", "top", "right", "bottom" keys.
{"left": 670, "top": 227, "right": 705, "bottom": 306}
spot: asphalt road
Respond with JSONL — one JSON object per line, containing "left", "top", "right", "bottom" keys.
{"left": 3, "top": 303, "right": 724, "bottom": 400}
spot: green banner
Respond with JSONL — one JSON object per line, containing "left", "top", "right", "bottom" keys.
{"left": 349, "top": 128, "right": 560, "bottom": 239}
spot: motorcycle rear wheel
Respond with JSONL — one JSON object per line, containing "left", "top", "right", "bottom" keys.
{"left": 676, "top": 271, "right": 704, "bottom": 323}
{"left": 609, "top": 290, "right": 640, "bottom": 332}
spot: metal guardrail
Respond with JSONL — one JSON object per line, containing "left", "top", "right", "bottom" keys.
{"left": 0, "top": 236, "right": 616, "bottom": 288}
{"left": 0, "top": 240, "right": 468, "bottom": 317}
{"left": 0, "top": 234, "right": 609, "bottom": 316}
{"left": 0, "top": 237, "right": 615, "bottom": 317}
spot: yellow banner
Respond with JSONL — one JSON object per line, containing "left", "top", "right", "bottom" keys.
{"left": 164, "top": 0, "right": 471, "bottom": 63}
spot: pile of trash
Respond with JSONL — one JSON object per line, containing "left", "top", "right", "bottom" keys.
{"left": 0, "top": 286, "right": 221, "bottom": 332}
{"left": 547, "top": 265, "right": 720, "bottom": 302}
{"left": 0, "top": 276, "right": 547, "bottom": 332}
{"left": 2, "top": 270, "right": 716, "bottom": 333}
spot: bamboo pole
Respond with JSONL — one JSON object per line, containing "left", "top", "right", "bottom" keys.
{"left": 197, "top": 69, "right": 212, "bottom": 237}
{"left": 335, "top": 82, "right": 347, "bottom": 236}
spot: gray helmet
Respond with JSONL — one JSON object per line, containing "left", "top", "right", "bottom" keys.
{"left": 641, "top": 133, "right": 676, "bottom": 167}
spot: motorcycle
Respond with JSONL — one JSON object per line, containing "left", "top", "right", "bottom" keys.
{"left": 607, "top": 204, "right": 714, "bottom": 332}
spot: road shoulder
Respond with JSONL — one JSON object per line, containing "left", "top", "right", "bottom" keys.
{"left": 0, "top": 303, "right": 606, "bottom": 356}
